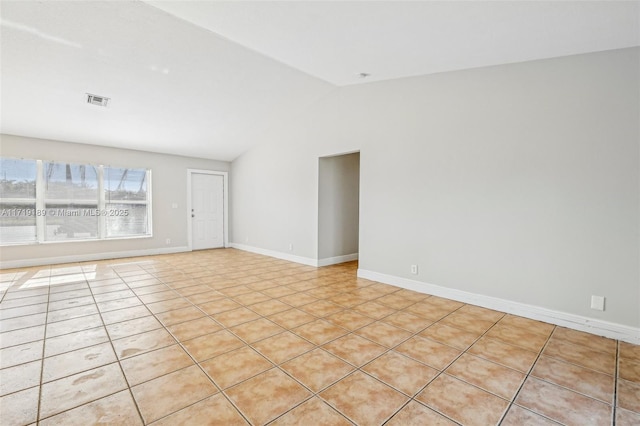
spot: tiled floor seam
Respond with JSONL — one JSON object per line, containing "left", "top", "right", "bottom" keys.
{"left": 533, "top": 328, "right": 619, "bottom": 406}
{"left": 163, "top": 316, "right": 254, "bottom": 426}
{"left": 408, "top": 394, "right": 465, "bottom": 425}
{"left": 410, "top": 307, "right": 503, "bottom": 389}
{"left": 262, "top": 394, "right": 319, "bottom": 425}
{"left": 250, "top": 344, "right": 393, "bottom": 423}
{"left": 272, "top": 326, "right": 442, "bottom": 424}
{"left": 36, "top": 388, "right": 130, "bottom": 424}
{"left": 498, "top": 323, "right": 557, "bottom": 425}
{"left": 300, "top": 369, "right": 362, "bottom": 424}
{"left": 34, "top": 277, "right": 52, "bottom": 424}
{"left": 539, "top": 350, "right": 619, "bottom": 379}
{"left": 613, "top": 340, "right": 619, "bottom": 425}
{"left": 503, "top": 404, "right": 564, "bottom": 425}
{"left": 264, "top": 395, "right": 354, "bottom": 426}
{"left": 88, "top": 275, "right": 146, "bottom": 426}
{"left": 426, "top": 309, "right": 546, "bottom": 426}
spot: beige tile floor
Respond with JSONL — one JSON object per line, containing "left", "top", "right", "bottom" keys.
{"left": 0, "top": 249, "right": 638, "bottom": 425}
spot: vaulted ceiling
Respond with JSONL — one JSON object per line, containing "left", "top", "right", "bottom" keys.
{"left": 1, "top": 1, "right": 638, "bottom": 161}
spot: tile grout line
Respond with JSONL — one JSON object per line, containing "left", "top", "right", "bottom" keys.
{"left": 95, "top": 268, "right": 148, "bottom": 425}
{"left": 401, "top": 305, "right": 509, "bottom": 426}
{"left": 269, "top": 300, "right": 487, "bottom": 425}
{"left": 613, "top": 340, "right": 619, "bottom": 425}
{"left": 34, "top": 271, "right": 52, "bottom": 425}
{"left": 186, "top": 267, "right": 387, "bottom": 424}
{"left": 498, "top": 325, "right": 560, "bottom": 426}
{"left": 517, "top": 327, "right": 620, "bottom": 419}
{"left": 149, "top": 270, "right": 255, "bottom": 426}
{"left": 33, "top": 267, "right": 148, "bottom": 424}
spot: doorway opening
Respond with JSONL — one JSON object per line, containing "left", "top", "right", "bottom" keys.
{"left": 318, "top": 152, "right": 360, "bottom": 266}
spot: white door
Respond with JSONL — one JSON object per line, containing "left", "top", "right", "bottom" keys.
{"left": 191, "top": 173, "right": 224, "bottom": 250}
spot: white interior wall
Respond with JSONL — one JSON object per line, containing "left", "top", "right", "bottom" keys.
{"left": 0, "top": 134, "right": 229, "bottom": 267}
{"left": 318, "top": 152, "right": 360, "bottom": 262}
{"left": 230, "top": 47, "right": 640, "bottom": 336}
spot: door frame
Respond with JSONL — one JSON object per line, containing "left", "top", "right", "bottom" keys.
{"left": 187, "top": 169, "right": 229, "bottom": 250}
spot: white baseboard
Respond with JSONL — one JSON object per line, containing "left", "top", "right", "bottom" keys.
{"left": 230, "top": 243, "right": 318, "bottom": 267}
{"left": 317, "top": 253, "right": 359, "bottom": 267}
{"left": 358, "top": 269, "right": 640, "bottom": 345}
{"left": 0, "top": 246, "right": 190, "bottom": 269}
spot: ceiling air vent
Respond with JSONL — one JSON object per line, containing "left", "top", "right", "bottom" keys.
{"left": 86, "top": 93, "right": 110, "bottom": 107}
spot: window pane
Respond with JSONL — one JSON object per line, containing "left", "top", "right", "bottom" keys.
{"left": 105, "top": 168, "right": 147, "bottom": 201}
{"left": 0, "top": 158, "right": 37, "bottom": 244}
{"left": 45, "top": 162, "right": 98, "bottom": 200}
{"left": 0, "top": 202, "right": 36, "bottom": 243}
{"left": 44, "top": 162, "right": 99, "bottom": 241}
{"left": 0, "top": 158, "right": 36, "bottom": 199}
{"left": 45, "top": 204, "right": 98, "bottom": 241}
{"left": 105, "top": 203, "right": 148, "bottom": 237}
{"left": 104, "top": 167, "right": 150, "bottom": 238}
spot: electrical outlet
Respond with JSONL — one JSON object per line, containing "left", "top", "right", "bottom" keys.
{"left": 245, "top": 236, "right": 249, "bottom": 243}
{"left": 165, "top": 238, "right": 171, "bottom": 245}
{"left": 410, "top": 265, "right": 418, "bottom": 275}
{"left": 171, "top": 203, "right": 178, "bottom": 209}
{"left": 590, "top": 295, "right": 605, "bottom": 311}
{"left": 288, "top": 243, "right": 293, "bottom": 251}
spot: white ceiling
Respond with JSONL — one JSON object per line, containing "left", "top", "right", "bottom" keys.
{"left": 1, "top": 1, "right": 638, "bottom": 161}
{"left": 147, "top": 1, "right": 640, "bottom": 86}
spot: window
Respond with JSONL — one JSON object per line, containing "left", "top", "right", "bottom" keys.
{"left": 45, "top": 162, "right": 99, "bottom": 241}
{"left": 0, "top": 158, "right": 37, "bottom": 243}
{"left": 0, "top": 157, "right": 151, "bottom": 245}
{"left": 104, "top": 167, "right": 149, "bottom": 237}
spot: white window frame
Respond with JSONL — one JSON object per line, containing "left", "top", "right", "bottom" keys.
{"left": 102, "top": 166, "right": 152, "bottom": 240}
{"left": 0, "top": 157, "right": 152, "bottom": 245}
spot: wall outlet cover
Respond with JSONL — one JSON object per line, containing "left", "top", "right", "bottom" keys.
{"left": 590, "top": 295, "right": 605, "bottom": 311}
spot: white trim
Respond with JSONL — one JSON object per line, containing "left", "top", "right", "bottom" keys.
{"left": 146, "top": 169, "right": 153, "bottom": 238}
{"left": 97, "top": 166, "right": 106, "bottom": 239}
{"left": 0, "top": 246, "right": 190, "bottom": 269}
{"left": 187, "top": 169, "right": 229, "bottom": 250}
{"left": 317, "top": 253, "right": 359, "bottom": 267}
{"left": 230, "top": 243, "right": 318, "bottom": 267}
{"left": 35, "top": 160, "right": 44, "bottom": 243}
{"left": 319, "top": 149, "right": 360, "bottom": 159}
{"left": 357, "top": 269, "right": 640, "bottom": 345}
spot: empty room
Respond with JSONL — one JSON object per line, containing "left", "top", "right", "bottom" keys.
{"left": 0, "top": 1, "right": 639, "bottom": 425}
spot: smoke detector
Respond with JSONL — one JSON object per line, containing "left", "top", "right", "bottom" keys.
{"left": 86, "top": 93, "right": 110, "bottom": 107}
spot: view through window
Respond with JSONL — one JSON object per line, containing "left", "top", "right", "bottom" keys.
{"left": 0, "top": 157, "right": 151, "bottom": 244}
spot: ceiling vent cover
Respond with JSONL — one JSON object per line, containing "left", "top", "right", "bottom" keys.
{"left": 86, "top": 93, "right": 110, "bottom": 107}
